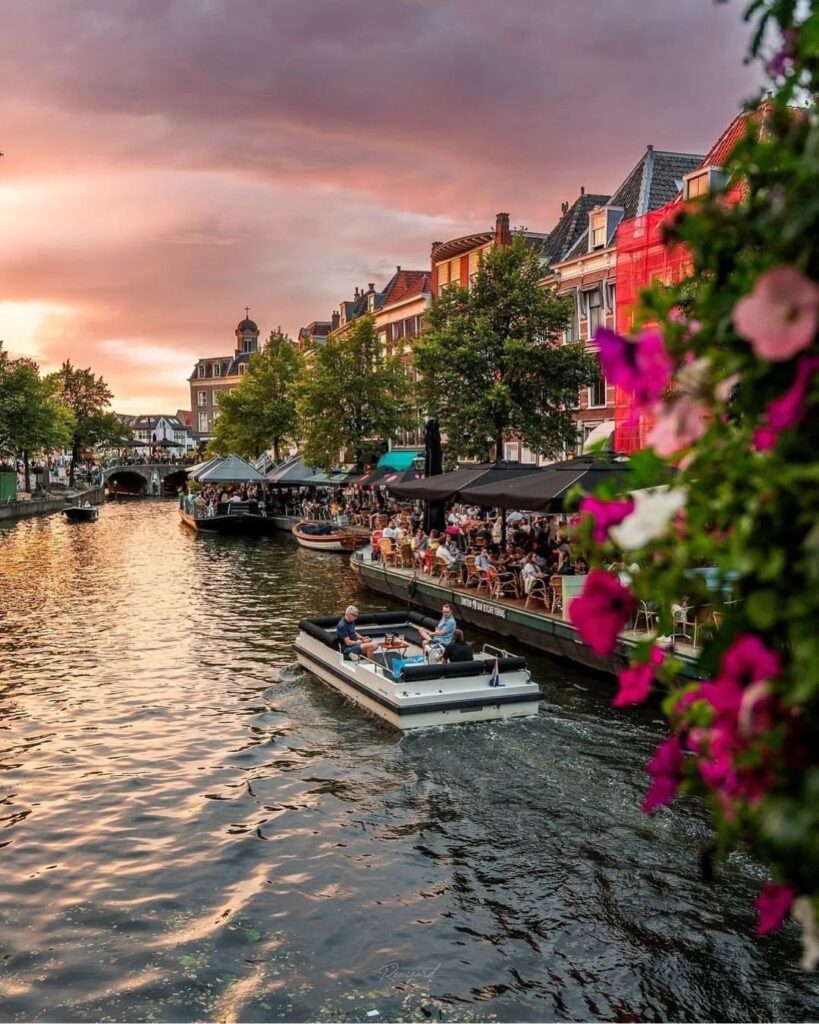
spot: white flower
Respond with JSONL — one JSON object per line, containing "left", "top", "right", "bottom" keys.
{"left": 609, "top": 486, "right": 688, "bottom": 551}
{"left": 792, "top": 897, "right": 819, "bottom": 971}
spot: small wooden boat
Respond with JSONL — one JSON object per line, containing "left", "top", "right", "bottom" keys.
{"left": 63, "top": 504, "right": 99, "bottom": 522}
{"left": 292, "top": 520, "right": 369, "bottom": 553}
{"left": 294, "top": 611, "right": 541, "bottom": 730}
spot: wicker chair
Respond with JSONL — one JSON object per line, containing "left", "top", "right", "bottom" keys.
{"left": 524, "top": 577, "right": 550, "bottom": 611}
{"left": 494, "top": 569, "right": 520, "bottom": 600}
{"left": 463, "top": 555, "right": 482, "bottom": 588}
{"left": 398, "top": 541, "right": 414, "bottom": 568}
{"left": 549, "top": 576, "right": 564, "bottom": 615}
{"left": 476, "top": 566, "right": 496, "bottom": 596}
{"left": 379, "top": 538, "right": 398, "bottom": 567}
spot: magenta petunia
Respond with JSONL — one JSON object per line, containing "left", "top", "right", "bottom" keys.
{"left": 755, "top": 882, "right": 795, "bottom": 935}
{"left": 753, "top": 425, "right": 778, "bottom": 452}
{"left": 642, "top": 735, "right": 684, "bottom": 813}
{"left": 733, "top": 266, "right": 819, "bottom": 362}
{"left": 580, "top": 495, "right": 635, "bottom": 543}
{"left": 569, "top": 570, "right": 635, "bottom": 656}
{"left": 594, "top": 327, "right": 673, "bottom": 412}
{"left": 767, "top": 354, "right": 819, "bottom": 430}
{"left": 612, "top": 646, "right": 665, "bottom": 707}
{"left": 721, "top": 634, "right": 782, "bottom": 688}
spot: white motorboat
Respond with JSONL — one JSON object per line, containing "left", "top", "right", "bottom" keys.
{"left": 294, "top": 611, "right": 542, "bottom": 730}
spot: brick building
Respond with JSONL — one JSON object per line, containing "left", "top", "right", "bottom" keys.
{"left": 188, "top": 314, "right": 261, "bottom": 445}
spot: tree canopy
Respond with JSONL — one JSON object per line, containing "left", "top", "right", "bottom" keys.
{"left": 51, "top": 360, "right": 114, "bottom": 485}
{"left": 295, "top": 315, "right": 410, "bottom": 471}
{"left": 414, "top": 234, "right": 598, "bottom": 462}
{"left": 208, "top": 330, "right": 301, "bottom": 460}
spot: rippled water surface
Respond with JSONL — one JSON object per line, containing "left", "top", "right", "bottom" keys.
{"left": 0, "top": 501, "right": 816, "bottom": 1023}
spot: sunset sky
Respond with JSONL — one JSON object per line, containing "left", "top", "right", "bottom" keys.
{"left": 1, "top": 0, "right": 761, "bottom": 414}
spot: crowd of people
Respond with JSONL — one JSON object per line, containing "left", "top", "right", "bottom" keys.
{"left": 371, "top": 503, "right": 587, "bottom": 595}
{"left": 182, "top": 482, "right": 262, "bottom": 516}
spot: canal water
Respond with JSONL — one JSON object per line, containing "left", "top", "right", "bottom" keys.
{"left": 0, "top": 501, "right": 815, "bottom": 1023}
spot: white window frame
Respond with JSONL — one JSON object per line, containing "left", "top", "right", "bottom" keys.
{"left": 213, "top": 363, "right": 221, "bottom": 377}
{"left": 586, "top": 289, "right": 604, "bottom": 337}
{"left": 590, "top": 210, "right": 607, "bottom": 249}
{"left": 588, "top": 375, "right": 607, "bottom": 409}
{"left": 198, "top": 412, "right": 209, "bottom": 433}
{"left": 197, "top": 364, "right": 205, "bottom": 378}
{"left": 503, "top": 442, "right": 519, "bottom": 462}
{"left": 519, "top": 444, "right": 538, "bottom": 464}
{"left": 197, "top": 390, "right": 207, "bottom": 407}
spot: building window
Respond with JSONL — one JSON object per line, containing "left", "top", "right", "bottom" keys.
{"left": 213, "top": 363, "right": 221, "bottom": 377}
{"left": 503, "top": 442, "right": 519, "bottom": 462}
{"left": 198, "top": 412, "right": 209, "bottom": 433}
{"left": 437, "top": 261, "right": 449, "bottom": 295}
{"left": 563, "top": 294, "right": 579, "bottom": 344}
{"left": 590, "top": 210, "right": 607, "bottom": 249}
{"left": 520, "top": 444, "right": 538, "bottom": 464}
{"left": 239, "top": 363, "right": 248, "bottom": 375}
{"left": 468, "top": 250, "right": 481, "bottom": 285}
{"left": 197, "top": 364, "right": 205, "bottom": 378}
{"left": 197, "top": 390, "right": 207, "bottom": 407}
{"left": 587, "top": 289, "right": 603, "bottom": 337}
{"left": 588, "top": 375, "right": 607, "bottom": 409}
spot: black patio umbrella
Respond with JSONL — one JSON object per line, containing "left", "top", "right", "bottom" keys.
{"left": 458, "top": 456, "right": 632, "bottom": 512}
{"left": 126, "top": 438, "right": 149, "bottom": 448}
{"left": 156, "top": 438, "right": 183, "bottom": 448}
{"left": 423, "top": 418, "right": 445, "bottom": 533}
{"left": 386, "top": 461, "right": 540, "bottom": 503}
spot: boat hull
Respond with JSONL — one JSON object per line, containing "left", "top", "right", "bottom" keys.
{"left": 292, "top": 521, "right": 368, "bottom": 553}
{"left": 179, "top": 508, "right": 277, "bottom": 535}
{"left": 63, "top": 507, "right": 98, "bottom": 522}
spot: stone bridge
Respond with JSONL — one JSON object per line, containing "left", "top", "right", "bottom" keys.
{"left": 102, "top": 463, "right": 190, "bottom": 496}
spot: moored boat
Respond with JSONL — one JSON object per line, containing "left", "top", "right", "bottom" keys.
{"left": 63, "top": 504, "right": 99, "bottom": 522}
{"left": 179, "top": 500, "right": 277, "bottom": 536}
{"left": 294, "top": 610, "right": 541, "bottom": 730}
{"left": 292, "top": 520, "right": 369, "bottom": 552}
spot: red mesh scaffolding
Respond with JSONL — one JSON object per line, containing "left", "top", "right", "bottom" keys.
{"left": 614, "top": 205, "right": 691, "bottom": 453}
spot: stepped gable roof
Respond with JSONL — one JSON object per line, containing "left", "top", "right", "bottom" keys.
{"left": 563, "top": 148, "right": 704, "bottom": 259}
{"left": 381, "top": 269, "right": 430, "bottom": 307}
{"left": 542, "top": 192, "right": 610, "bottom": 268}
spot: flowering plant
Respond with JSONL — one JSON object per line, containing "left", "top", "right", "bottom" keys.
{"left": 571, "top": 0, "right": 819, "bottom": 967}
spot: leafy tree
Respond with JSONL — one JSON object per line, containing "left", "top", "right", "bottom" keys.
{"left": 85, "top": 410, "right": 132, "bottom": 450}
{"left": 208, "top": 330, "right": 302, "bottom": 460}
{"left": 51, "top": 360, "right": 114, "bottom": 486}
{"left": 0, "top": 345, "right": 74, "bottom": 492}
{"left": 296, "top": 315, "right": 410, "bottom": 471}
{"left": 414, "top": 234, "right": 598, "bottom": 462}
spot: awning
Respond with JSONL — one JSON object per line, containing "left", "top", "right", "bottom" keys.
{"left": 187, "top": 455, "right": 224, "bottom": 480}
{"left": 582, "top": 420, "right": 615, "bottom": 452}
{"left": 197, "top": 453, "right": 266, "bottom": 483}
{"left": 266, "top": 456, "right": 316, "bottom": 487}
{"left": 386, "top": 462, "right": 541, "bottom": 503}
{"left": 377, "top": 449, "right": 423, "bottom": 471}
{"left": 458, "top": 456, "right": 631, "bottom": 511}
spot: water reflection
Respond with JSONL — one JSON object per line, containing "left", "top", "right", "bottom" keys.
{"left": 0, "top": 502, "right": 814, "bottom": 1022}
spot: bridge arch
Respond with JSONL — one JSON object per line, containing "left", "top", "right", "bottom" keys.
{"left": 102, "top": 463, "right": 190, "bottom": 498}
{"left": 106, "top": 469, "right": 148, "bottom": 496}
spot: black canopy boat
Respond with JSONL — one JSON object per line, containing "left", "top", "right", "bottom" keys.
{"left": 63, "top": 503, "right": 99, "bottom": 522}
{"left": 179, "top": 499, "right": 277, "bottom": 536}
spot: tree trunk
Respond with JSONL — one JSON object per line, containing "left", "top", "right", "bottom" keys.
{"left": 68, "top": 440, "right": 79, "bottom": 487}
{"left": 273, "top": 439, "right": 281, "bottom": 461}
{"left": 23, "top": 451, "right": 30, "bottom": 494}
{"left": 495, "top": 425, "right": 504, "bottom": 464}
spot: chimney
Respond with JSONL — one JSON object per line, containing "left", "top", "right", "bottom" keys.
{"left": 368, "top": 282, "right": 375, "bottom": 292}
{"left": 561, "top": 201, "right": 568, "bottom": 215}
{"left": 396, "top": 265, "right": 401, "bottom": 273}
{"left": 580, "top": 186, "right": 585, "bottom": 196}
{"left": 331, "top": 311, "right": 340, "bottom": 331}
{"left": 354, "top": 287, "right": 360, "bottom": 298}
{"left": 495, "top": 212, "right": 510, "bottom": 246}
{"left": 647, "top": 144, "right": 654, "bottom": 152}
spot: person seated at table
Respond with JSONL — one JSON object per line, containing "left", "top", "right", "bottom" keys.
{"left": 521, "top": 553, "right": 546, "bottom": 595}
{"left": 423, "top": 530, "right": 442, "bottom": 572}
{"left": 444, "top": 629, "right": 473, "bottom": 663}
{"left": 418, "top": 603, "right": 456, "bottom": 654}
{"left": 573, "top": 555, "right": 589, "bottom": 575}
{"left": 411, "top": 527, "right": 428, "bottom": 555}
{"left": 475, "top": 549, "right": 492, "bottom": 576}
{"left": 381, "top": 519, "right": 398, "bottom": 541}
{"left": 336, "top": 606, "right": 379, "bottom": 661}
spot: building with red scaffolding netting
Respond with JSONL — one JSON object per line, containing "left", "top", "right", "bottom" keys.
{"left": 612, "top": 105, "right": 770, "bottom": 453}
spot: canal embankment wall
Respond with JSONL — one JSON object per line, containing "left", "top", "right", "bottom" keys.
{"left": 0, "top": 486, "right": 105, "bottom": 522}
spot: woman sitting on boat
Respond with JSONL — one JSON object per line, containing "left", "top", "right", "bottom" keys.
{"left": 443, "top": 630, "right": 473, "bottom": 663}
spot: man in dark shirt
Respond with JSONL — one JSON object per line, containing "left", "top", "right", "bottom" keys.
{"left": 336, "top": 606, "right": 378, "bottom": 660}
{"left": 444, "top": 629, "right": 474, "bottom": 663}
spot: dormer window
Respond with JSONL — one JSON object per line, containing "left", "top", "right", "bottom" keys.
{"left": 197, "top": 364, "right": 205, "bottom": 378}
{"left": 239, "top": 363, "right": 248, "bottom": 375}
{"left": 684, "top": 165, "right": 726, "bottom": 200}
{"left": 589, "top": 206, "right": 625, "bottom": 252}
{"left": 590, "top": 210, "right": 607, "bottom": 249}
{"left": 213, "top": 363, "right": 221, "bottom": 377}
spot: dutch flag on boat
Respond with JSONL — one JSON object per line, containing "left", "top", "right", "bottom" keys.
{"left": 488, "top": 657, "right": 502, "bottom": 687}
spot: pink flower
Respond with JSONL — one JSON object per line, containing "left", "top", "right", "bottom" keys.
{"left": 569, "top": 570, "right": 635, "bottom": 656}
{"left": 767, "top": 27, "right": 799, "bottom": 77}
{"left": 755, "top": 883, "right": 795, "bottom": 935}
{"left": 721, "top": 634, "right": 781, "bottom": 688}
{"left": 595, "top": 327, "right": 673, "bottom": 411}
{"left": 733, "top": 266, "right": 819, "bottom": 362}
{"left": 612, "top": 646, "right": 665, "bottom": 707}
{"left": 753, "top": 425, "right": 778, "bottom": 452}
{"left": 647, "top": 395, "right": 709, "bottom": 456}
{"left": 642, "top": 735, "right": 684, "bottom": 813}
{"left": 579, "top": 495, "right": 635, "bottom": 543}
